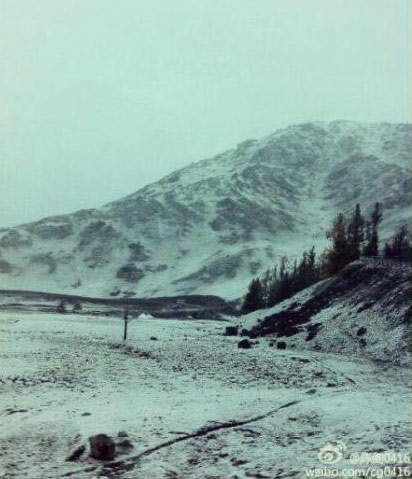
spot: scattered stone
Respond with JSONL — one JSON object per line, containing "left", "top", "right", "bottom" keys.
{"left": 66, "top": 445, "right": 86, "bottom": 462}
{"left": 306, "top": 388, "right": 317, "bottom": 394}
{"left": 237, "top": 339, "right": 253, "bottom": 349}
{"left": 224, "top": 326, "right": 238, "bottom": 336}
{"left": 117, "top": 431, "right": 128, "bottom": 437}
{"left": 89, "top": 434, "right": 116, "bottom": 461}
{"left": 150, "top": 336, "right": 158, "bottom": 340}
{"left": 117, "top": 439, "right": 134, "bottom": 451}
{"left": 81, "top": 412, "right": 91, "bottom": 416}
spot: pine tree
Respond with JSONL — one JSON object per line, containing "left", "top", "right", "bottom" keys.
{"left": 384, "top": 225, "right": 411, "bottom": 261}
{"left": 275, "top": 256, "right": 293, "bottom": 303}
{"left": 363, "top": 202, "right": 382, "bottom": 257}
{"left": 242, "top": 278, "right": 264, "bottom": 313}
{"left": 325, "top": 213, "right": 350, "bottom": 276}
{"left": 347, "top": 203, "right": 364, "bottom": 261}
{"left": 261, "top": 269, "right": 272, "bottom": 307}
{"left": 267, "top": 258, "right": 287, "bottom": 307}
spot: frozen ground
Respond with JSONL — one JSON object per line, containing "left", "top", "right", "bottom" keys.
{"left": 0, "top": 312, "right": 410, "bottom": 479}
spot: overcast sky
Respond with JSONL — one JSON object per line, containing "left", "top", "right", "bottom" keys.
{"left": 0, "top": 0, "right": 410, "bottom": 227}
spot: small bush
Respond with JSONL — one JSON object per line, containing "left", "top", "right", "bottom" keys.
{"left": 72, "top": 301, "right": 82, "bottom": 313}
{"left": 56, "top": 301, "right": 67, "bottom": 314}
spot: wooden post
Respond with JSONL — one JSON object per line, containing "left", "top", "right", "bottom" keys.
{"left": 123, "top": 302, "right": 129, "bottom": 341}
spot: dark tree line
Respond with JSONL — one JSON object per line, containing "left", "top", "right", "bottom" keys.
{"left": 242, "top": 247, "right": 320, "bottom": 313}
{"left": 242, "top": 202, "right": 410, "bottom": 314}
{"left": 384, "top": 225, "right": 412, "bottom": 261}
{"left": 324, "top": 202, "right": 382, "bottom": 275}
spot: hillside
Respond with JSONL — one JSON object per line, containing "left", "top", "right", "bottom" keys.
{"left": 235, "top": 259, "right": 411, "bottom": 366}
{"left": 0, "top": 121, "right": 410, "bottom": 299}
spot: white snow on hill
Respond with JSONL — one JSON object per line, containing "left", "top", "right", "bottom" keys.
{"left": 0, "top": 121, "right": 410, "bottom": 299}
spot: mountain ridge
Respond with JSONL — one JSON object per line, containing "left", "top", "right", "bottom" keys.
{"left": 0, "top": 120, "right": 410, "bottom": 299}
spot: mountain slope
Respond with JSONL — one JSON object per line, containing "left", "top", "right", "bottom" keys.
{"left": 236, "top": 259, "right": 411, "bottom": 366}
{"left": 0, "top": 121, "right": 410, "bottom": 299}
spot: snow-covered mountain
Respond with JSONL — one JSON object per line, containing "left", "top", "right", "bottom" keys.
{"left": 0, "top": 121, "right": 410, "bottom": 299}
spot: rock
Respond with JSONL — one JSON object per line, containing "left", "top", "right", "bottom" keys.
{"left": 277, "top": 341, "right": 287, "bottom": 350}
{"left": 117, "top": 431, "right": 128, "bottom": 437}
{"left": 237, "top": 339, "right": 252, "bottom": 349}
{"left": 224, "top": 326, "right": 238, "bottom": 336}
{"left": 150, "top": 336, "right": 158, "bottom": 340}
{"left": 117, "top": 439, "right": 134, "bottom": 451}
{"left": 89, "top": 434, "right": 116, "bottom": 460}
{"left": 66, "top": 445, "right": 86, "bottom": 462}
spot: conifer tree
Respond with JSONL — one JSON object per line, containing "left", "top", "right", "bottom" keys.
{"left": 261, "top": 269, "right": 272, "bottom": 306}
{"left": 347, "top": 203, "right": 364, "bottom": 261}
{"left": 363, "top": 202, "right": 382, "bottom": 257}
{"left": 384, "top": 225, "right": 411, "bottom": 261}
{"left": 242, "top": 278, "right": 264, "bottom": 313}
{"left": 325, "top": 213, "right": 350, "bottom": 275}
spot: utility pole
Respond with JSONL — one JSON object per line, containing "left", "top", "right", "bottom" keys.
{"left": 123, "top": 302, "right": 129, "bottom": 341}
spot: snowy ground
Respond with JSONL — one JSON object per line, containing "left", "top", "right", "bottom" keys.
{"left": 0, "top": 312, "right": 410, "bottom": 479}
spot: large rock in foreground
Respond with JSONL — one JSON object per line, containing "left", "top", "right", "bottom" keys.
{"left": 89, "top": 434, "right": 116, "bottom": 461}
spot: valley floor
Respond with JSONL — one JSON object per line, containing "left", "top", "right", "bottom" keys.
{"left": 0, "top": 312, "right": 410, "bottom": 479}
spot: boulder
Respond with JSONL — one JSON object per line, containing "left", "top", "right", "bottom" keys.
{"left": 238, "top": 339, "right": 252, "bottom": 349}
{"left": 89, "top": 434, "right": 116, "bottom": 460}
{"left": 224, "top": 326, "right": 238, "bottom": 336}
